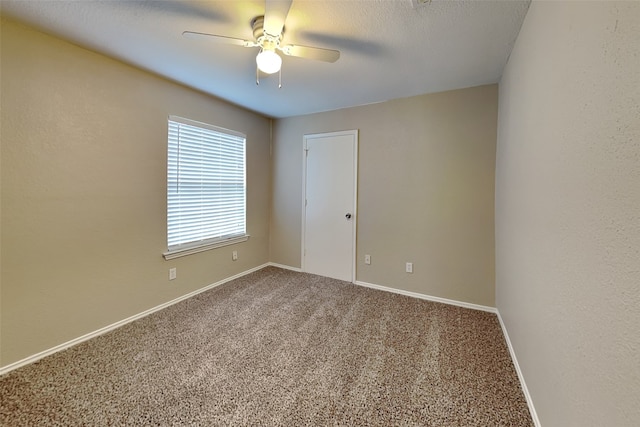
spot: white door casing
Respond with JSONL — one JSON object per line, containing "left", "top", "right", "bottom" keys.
{"left": 302, "top": 130, "right": 358, "bottom": 282}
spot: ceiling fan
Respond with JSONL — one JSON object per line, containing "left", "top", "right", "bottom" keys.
{"left": 182, "top": 0, "right": 340, "bottom": 87}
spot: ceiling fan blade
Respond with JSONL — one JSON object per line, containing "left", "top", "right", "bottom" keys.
{"left": 182, "top": 31, "right": 256, "bottom": 48}
{"left": 280, "top": 44, "right": 341, "bottom": 63}
{"left": 263, "top": 0, "right": 292, "bottom": 36}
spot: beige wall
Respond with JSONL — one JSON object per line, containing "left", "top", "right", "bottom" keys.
{"left": 496, "top": 1, "right": 640, "bottom": 426}
{"left": 0, "top": 18, "right": 271, "bottom": 366}
{"left": 271, "top": 85, "right": 497, "bottom": 307}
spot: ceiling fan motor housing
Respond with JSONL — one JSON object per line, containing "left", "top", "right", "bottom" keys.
{"left": 251, "top": 15, "right": 283, "bottom": 51}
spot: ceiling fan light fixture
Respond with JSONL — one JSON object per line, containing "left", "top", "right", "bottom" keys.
{"left": 256, "top": 49, "right": 282, "bottom": 74}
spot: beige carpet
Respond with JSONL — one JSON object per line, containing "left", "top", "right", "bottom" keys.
{"left": 0, "top": 267, "right": 533, "bottom": 426}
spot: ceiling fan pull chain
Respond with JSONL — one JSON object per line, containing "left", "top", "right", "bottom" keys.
{"left": 279, "top": 68, "right": 282, "bottom": 89}
{"left": 256, "top": 65, "right": 260, "bottom": 86}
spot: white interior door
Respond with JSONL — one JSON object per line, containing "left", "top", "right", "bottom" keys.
{"left": 302, "top": 130, "right": 358, "bottom": 282}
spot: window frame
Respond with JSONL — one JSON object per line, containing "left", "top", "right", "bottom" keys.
{"left": 163, "top": 115, "right": 248, "bottom": 260}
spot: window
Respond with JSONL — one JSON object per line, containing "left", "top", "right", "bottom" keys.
{"left": 163, "top": 116, "right": 247, "bottom": 260}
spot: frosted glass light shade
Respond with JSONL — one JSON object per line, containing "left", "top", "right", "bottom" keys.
{"left": 256, "top": 50, "right": 282, "bottom": 74}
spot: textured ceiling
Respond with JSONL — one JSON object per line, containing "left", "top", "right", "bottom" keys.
{"left": 0, "top": 0, "right": 530, "bottom": 118}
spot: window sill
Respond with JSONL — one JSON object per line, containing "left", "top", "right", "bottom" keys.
{"left": 163, "top": 235, "right": 249, "bottom": 260}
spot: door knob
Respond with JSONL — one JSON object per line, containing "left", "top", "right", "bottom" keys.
{"left": 345, "top": 213, "right": 352, "bottom": 219}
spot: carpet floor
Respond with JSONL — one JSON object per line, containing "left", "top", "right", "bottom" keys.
{"left": 0, "top": 267, "right": 533, "bottom": 426}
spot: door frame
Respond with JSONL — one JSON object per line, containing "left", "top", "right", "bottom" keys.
{"left": 301, "top": 130, "right": 359, "bottom": 283}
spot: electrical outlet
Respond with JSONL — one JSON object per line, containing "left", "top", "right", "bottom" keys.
{"left": 364, "top": 254, "right": 371, "bottom": 265}
{"left": 405, "top": 262, "right": 413, "bottom": 273}
{"left": 169, "top": 268, "right": 177, "bottom": 280}
{"left": 232, "top": 250, "right": 238, "bottom": 261}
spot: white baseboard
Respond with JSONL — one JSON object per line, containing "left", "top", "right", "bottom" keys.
{"left": 496, "top": 310, "right": 541, "bottom": 427}
{"left": 0, "top": 264, "right": 540, "bottom": 427}
{"left": 354, "top": 280, "right": 497, "bottom": 313}
{"left": 267, "top": 262, "right": 302, "bottom": 272}
{"left": 353, "top": 279, "right": 539, "bottom": 425}
{"left": 0, "top": 263, "right": 270, "bottom": 376}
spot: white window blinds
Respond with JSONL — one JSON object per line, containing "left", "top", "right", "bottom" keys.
{"left": 166, "top": 116, "right": 246, "bottom": 253}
